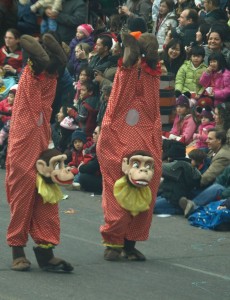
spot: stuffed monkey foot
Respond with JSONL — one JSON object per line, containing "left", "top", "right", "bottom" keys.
{"left": 33, "top": 246, "right": 74, "bottom": 273}
{"left": 121, "top": 32, "right": 140, "bottom": 68}
{"left": 20, "top": 35, "right": 50, "bottom": 75}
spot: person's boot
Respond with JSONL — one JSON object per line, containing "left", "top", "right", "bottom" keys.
{"left": 20, "top": 35, "right": 50, "bottom": 75}
{"left": 33, "top": 246, "right": 73, "bottom": 273}
{"left": 11, "top": 246, "right": 31, "bottom": 271}
{"left": 121, "top": 32, "right": 140, "bottom": 68}
{"left": 42, "top": 33, "right": 67, "bottom": 73}
{"left": 121, "top": 239, "right": 146, "bottom": 261}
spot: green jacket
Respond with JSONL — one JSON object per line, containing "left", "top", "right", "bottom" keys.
{"left": 175, "top": 60, "right": 207, "bottom": 96}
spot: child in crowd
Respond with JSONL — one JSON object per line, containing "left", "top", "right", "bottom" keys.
{"left": 73, "top": 66, "right": 94, "bottom": 106}
{"left": 68, "top": 24, "right": 94, "bottom": 74}
{"left": 51, "top": 106, "right": 67, "bottom": 149}
{"left": 58, "top": 113, "right": 78, "bottom": 153}
{"left": 70, "top": 80, "right": 99, "bottom": 137}
{"left": 163, "top": 93, "right": 197, "bottom": 145}
{"left": 193, "top": 107, "right": 215, "bottom": 151}
{"left": 0, "top": 88, "right": 16, "bottom": 129}
{"left": 29, "top": 0, "right": 62, "bottom": 33}
{"left": 68, "top": 128, "right": 93, "bottom": 189}
{"left": 175, "top": 46, "right": 207, "bottom": 101}
{"left": 96, "top": 84, "right": 112, "bottom": 125}
{"left": 188, "top": 148, "right": 210, "bottom": 174}
{"left": 200, "top": 52, "right": 230, "bottom": 107}
{"left": 70, "top": 43, "right": 91, "bottom": 78}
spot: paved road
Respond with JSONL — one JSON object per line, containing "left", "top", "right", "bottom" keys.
{"left": 0, "top": 168, "right": 230, "bottom": 300}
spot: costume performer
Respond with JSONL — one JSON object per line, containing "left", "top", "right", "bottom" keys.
{"left": 6, "top": 34, "right": 74, "bottom": 272}
{"left": 97, "top": 32, "right": 162, "bottom": 261}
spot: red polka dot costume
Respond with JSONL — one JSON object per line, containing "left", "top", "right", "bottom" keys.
{"left": 97, "top": 58, "right": 162, "bottom": 247}
{"left": 6, "top": 65, "right": 59, "bottom": 246}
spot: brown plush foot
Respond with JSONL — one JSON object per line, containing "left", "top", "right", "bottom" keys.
{"left": 20, "top": 35, "right": 50, "bottom": 74}
{"left": 121, "top": 248, "right": 146, "bottom": 261}
{"left": 11, "top": 257, "right": 31, "bottom": 271}
{"left": 42, "top": 33, "right": 67, "bottom": 67}
{"left": 104, "top": 247, "right": 123, "bottom": 261}
{"left": 121, "top": 32, "right": 140, "bottom": 68}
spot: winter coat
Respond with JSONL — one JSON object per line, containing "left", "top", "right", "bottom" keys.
{"left": 155, "top": 11, "right": 177, "bottom": 50}
{"left": 29, "top": 0, "right": 62, "bottom": 12}
{"left": 170, "top": 114, "right": 197, "bottom": 145}
{"left": 171, "top": 22, "right": 199, "bottom": 47}
{"left": 0, "top": 97, "right": 12, "bottom": 123}
{"left": 199, "top": 69, "right": 230, "bottom": 106}
{"left": 193, "top": 121, "right": 215, "bottom": 149}
{"left": 203, "top": 46, "right": 230, "bottom": 69}
{"left": 126, "top": 0, "right": 152, "bottom": 23}
{"left": 159, "top": 160, "right": 201, "bottom": 205}
{"left": 175, "top": 60, "right": 207, "bottom": 96}
{"left": 201, "top": 145, "right": 230, "bottom": 187}
{"left": 204, "top": 8, "right": 228, "bottom": 25}
{"left": 0, "top": 45, "right": 22, "bottom": 74}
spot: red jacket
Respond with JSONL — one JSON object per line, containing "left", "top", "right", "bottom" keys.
{"left": 0, "top": 46, "right": 23, "bottom": 73}
{"left": 0, "top": 97, "right": 12, "bottom": 123}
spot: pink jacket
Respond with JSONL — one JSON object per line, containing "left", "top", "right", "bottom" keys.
{"left": 0, "top": 98, "right": 12, "bottom": 123}
{"left": 170, "top": 114, "right": 197, "bottom": 145}
{"left": 199, "top": 69, "right": 230, "bottom": 106}
{"left": 193, "top": 121, "right": 215, "bottom": 149}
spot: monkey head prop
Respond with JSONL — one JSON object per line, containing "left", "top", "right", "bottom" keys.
{"left": 114, "top": 151, "right": 155, "bottom": 216}
{"left": 36, "top": 148, "right": 74, "bottom": 185}
{"left": 122, "top": 150, "right": 154, "bottom": 188}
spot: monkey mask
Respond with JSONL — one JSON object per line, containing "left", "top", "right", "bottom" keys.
{"left": 114, "top": 151, "right": 155, "bottom": 216}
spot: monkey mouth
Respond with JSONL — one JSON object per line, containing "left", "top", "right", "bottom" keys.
{"left": 54, "top": 176, "right": 73, "bottom": 185}
{"left": 131, "top": 179, "right": 149, "bottom": 187}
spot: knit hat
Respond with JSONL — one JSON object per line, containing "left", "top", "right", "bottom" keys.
{"left": 71, "top": 128, "right": 87, "bottom": 143}
{"left": 200, "top": 108, "right": 214, "bottom": 121}
{"left": 60, "top": 116, "right": 78, "bottom": 130}
{"left": 197, "top": 96, "right": 213, "bottom": 108}
{"left": 176, "top": 94, "right": 190, "bottom": 108}
{"left": 77, "top": 24, "right": 94, "bottom": 37}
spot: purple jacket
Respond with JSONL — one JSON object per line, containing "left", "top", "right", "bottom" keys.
{"left": 170, "top": 114, "right": 197, "bottom": 145}
{"left": 69, "top": 35, "right": 94, "bottom": 65}
{"left": 199, "top": 69, "right": 230, "bottom": 106}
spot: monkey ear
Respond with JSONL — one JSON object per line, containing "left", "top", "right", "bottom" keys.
{"left": 36, "top": 159, "right": 50, "bottom": 177}
{"left": 122, "top": 157, "right": 129, "bottom": 174}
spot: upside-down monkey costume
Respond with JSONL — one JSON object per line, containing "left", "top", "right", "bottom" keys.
{"left": 97, "top": 33, "right": 162, "bottom": 261}
{"left": 6, "top": 34, "right": 74, "bottom": 272}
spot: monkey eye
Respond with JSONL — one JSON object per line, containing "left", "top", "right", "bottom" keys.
{"left": 132, "top": 161, "right": 140, "bottom": 168}
{"left": 145, "top": 163, "right": 152, "bottom": 170}
{"left": 54, "top": 162, "right": 61, "bottom": 170}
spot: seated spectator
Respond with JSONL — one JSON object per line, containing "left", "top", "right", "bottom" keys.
{"left": 175, "top": 46, "right": 207, "bottom": 100}
{"left": 51, "top": 106, "right": 67, "bottom": 149}
{"left": 195, "top": 22, "right": 211, "bottom": 47}
{"left": 0, "top": 29, "right": 22, "bottom": 78}
{"left": 193, "top": 107, "right": 215, "bottom": 151}
{"left": 17, "top": 0, "right": 40, "bottom": 35}
{"left": 78, "top": 125, "right": 102, "bottom": 194}
{"left": 202, "top": 0, "right": 228, "bottom": 25}
{"left": 0, "top": 88, "right": 16, "bottom": 129}
{"left": 200, "top": 52, "right": 230, "bottom": 106}
{"left": 171, "top": 8, "right": 199, "bottom": 47}
{"left": 154, "top": 148, "right": 201, "bottom": 215}
{"left": 67, "top": 23, "right": 94, "bottom": 76}
{"left": 175, "top": 0, "right": 197, "bottom": 17}
{"left": 214, "top": 102, "right": 230, "bottom": 145}
{"left": 188, "top": 148, "right": 211, "bottom": 173}
{"left": 163, "top": 93, "right": 197, "bottom": 144}
{"left": 154, "top": 0, "right": 177, "bottom": 52}
{"left": 0, "top": 0, "right": 17, "bottom": 47}
{"left": 160, "top": 38, "right": 186, "bottom": 75}
{"left": 97, "top": 84, "right": 112, "bottom": 126}
{"left": 179, "top": 128, "right": 230, "bottom": 216}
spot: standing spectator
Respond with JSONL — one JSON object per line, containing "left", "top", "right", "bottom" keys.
{"left": 45, "top": 0, "right": 87, "bottom": 44}
{"left": 202, "top": 0, "right": 228, "bottom": 25}
{"left": 96, "top": 84, "right": 112, "bottom": 125}
{"left": 118, "top": 0, "right": 152, "bottom": 24}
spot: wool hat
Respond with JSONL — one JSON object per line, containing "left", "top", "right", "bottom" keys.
{"left": 77, "top": 24, "right": 94, "bottom": 37}
{"left": 60, "top": 116, "right": 78, "bottom": 130}
{"left": 200, "top": 108, "right": 214, "bottom": 121}
{"left": 71, "top": 128, "right": 87, "bottom": 143}
{"left": 176, "top": 94, "right": 190, "bottom": 108}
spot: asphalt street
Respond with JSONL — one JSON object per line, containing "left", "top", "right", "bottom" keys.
{"left": 0, "top": 168, "right": 230, "bottom": 300}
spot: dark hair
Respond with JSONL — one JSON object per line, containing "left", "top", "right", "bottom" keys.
{"left": 79, "top": 65, "right": 94, "bottom": 81}
{"left": 160, "top": 0, "right": 174, "bottom": 12}
{"left": 208, "top": 128, "right": 227, "bottom": 144}
{"left": 209, "top": 23, "right": 230, "bottom": 43}
{"left": 208, "top": 52, "right": 227, "bottom": 72}
{"left": 186, "top": 9, "right": 198, "bottom": 24}
{"left": 81, "top": 80, "right": 95, "bottom": 93}
{"left": 97, "top": 35, "right": 113, "bottom": 50}
{"left": 190, "top": 45, "right": 205, "bottom": 58}
{"left": 164, "top": 38, "right": 186, "bottom": 60}
{"left": 188, "top": 149, "right": 207, "bottom": 164}
{"left": 5, "top": 28, "right": 21, "bottom": 40}
{"left": 216, "top": 102, "right": 230, "bottom": 131}
{"left": 206, "top": 0, "right": 220, "bottom": 7}
{"left": 197, "top": 22, "right": 211, "bottom": 44}
{"left": 127, "top": 16, "right": 148, "bottom": 33}
{"left": 109, "top": 14, "right": 123, "bottom": 33}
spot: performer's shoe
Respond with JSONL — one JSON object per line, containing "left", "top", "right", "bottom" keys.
{"left": 11, "top": 257, "right": 31, "bottom": 271}
{"left": 42, "top": 33, "right": 67, "bottom": 67}
{"left": 121, "top": 32, "right": 140, "bottom": 68}
{"left": 104, "top": 247, "right": 123, "bottom": 261}
{"left": 33, "top": 246, "right": 74, "bottom": 273}
{"left": 20, "top": 35, "right": 50, "bottom": 74}
{"left": 121, "top": 248, "right": 146, "bottom": 261}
